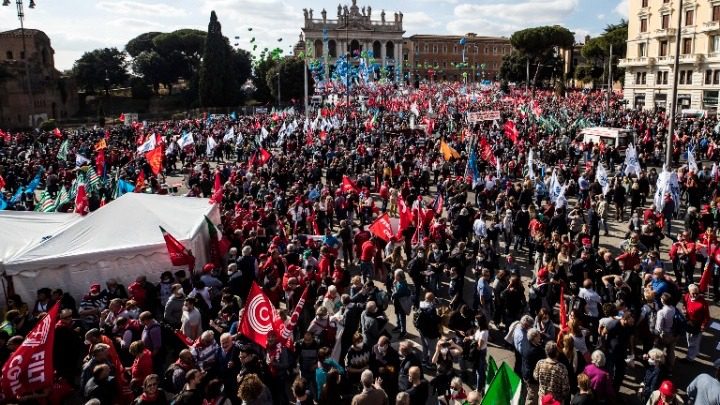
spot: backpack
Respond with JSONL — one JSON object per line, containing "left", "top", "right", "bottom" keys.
{"left": 163, "top": 363, "right": 182, "bottom": 394}
{"left": 671, "top": 307, "right": 687, "bottom": 336}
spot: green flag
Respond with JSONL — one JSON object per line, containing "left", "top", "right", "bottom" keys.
{"left": 486, "top": 356, "right": 499, "bottom": 392}
{"left": 54, "top": 186, "right": 71, "bottom": 212}
{"left": 86, "top": 167, "right": 101, "bottom": 192}
{"left": 481, "top": 363, "right": 522, "bottom": 405}
{"left": 57, "top": 140, "right": 69, "bottom": 161}
{"left": 36, "top": 191, "right": 56, "bottom": 212}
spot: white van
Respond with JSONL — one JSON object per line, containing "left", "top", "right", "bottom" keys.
{"left": 580, "top": 127, "right": 635, "bottom": 154}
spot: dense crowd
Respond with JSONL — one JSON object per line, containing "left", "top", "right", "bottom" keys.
{"left": 1, "top": 83, "right": 720, "bottom": 405}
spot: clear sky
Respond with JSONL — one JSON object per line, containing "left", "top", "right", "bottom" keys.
{"left": 0, "top": 0, "right": 628, "bottom": 71}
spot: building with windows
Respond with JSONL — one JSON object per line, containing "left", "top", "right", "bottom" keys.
{"left": 298, "top": 1, "right": 405, "bottom": 81}
{"left": 0, "top": 28, "right": 78, "bottom": 128}
{"left": 402, "top": 33, "right": 511, "bottom": 83}
{"left": 620, "top": 0, "right": 720, "bottom": 112}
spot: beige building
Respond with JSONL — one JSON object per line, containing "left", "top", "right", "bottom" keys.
{"left": 0, "top": 28, "right": 77, "bottom": 129}
{"left": 299, "top": 1, "right": 405, "bottom": 82}
{"left": 620, "top": 0, "right": 720, "bottom": 112}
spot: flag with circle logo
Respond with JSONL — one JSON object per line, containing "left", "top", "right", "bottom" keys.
{"left": 239, "top": 282, "right": 284, "bottom": 348}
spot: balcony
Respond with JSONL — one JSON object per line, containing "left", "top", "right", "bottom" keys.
{"left": 653, "top": 28, "right": 676, "bottom": 38}
{"left": 708, "top": 52, "right": 720, "bottom": 61}
{"left": 656, "top": 55, "right": 674, "bottom": 64}
{"left": 702, "top": 21, "right": 720, "bottom": 33}
{"left": 618, "top": 57, "right": 649, "bottom": 67}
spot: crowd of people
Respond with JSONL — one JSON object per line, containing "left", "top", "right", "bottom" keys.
{"left": 1, "top": 82, "right": 720, "bottom": 405}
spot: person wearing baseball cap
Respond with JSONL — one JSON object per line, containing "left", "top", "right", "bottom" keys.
{"left": 686, "top": 360, "right": 720, "bottom": 405}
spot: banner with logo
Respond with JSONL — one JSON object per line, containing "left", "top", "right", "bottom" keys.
{"left": 468, "top": 111, "right": 501, "bottom": 123}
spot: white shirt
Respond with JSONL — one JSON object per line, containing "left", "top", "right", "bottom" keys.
{"left": 579, "top": 288, "right": 602, "bottom": 318}
{"left": 473, "top": 329, "right": 489, "bottom": 350}
{"left": 473, "top": 219, "right": 487, "bottom": 238}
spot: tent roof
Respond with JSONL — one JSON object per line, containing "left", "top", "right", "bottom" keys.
{"left": 3, "top": 193, "right": 216, "bottom": 275}
{"left": 0, "top": 211, "right": 81, "bottom": 266}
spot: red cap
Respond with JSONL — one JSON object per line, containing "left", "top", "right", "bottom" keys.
{"left": 89, "top": 284, "right": 101, "bottom": 294}
{"left": 541, "top": 394, "right": 560, "bottom": 405}
{"left": 659, "top": 380, "right": 675, "bottom": 396}
{"left": 202, "top": 263, "right": 215, "bottom": 274}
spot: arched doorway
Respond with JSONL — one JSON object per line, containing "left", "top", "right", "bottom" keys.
{"left": 314, "top": 39, "right": 323, "bottom": 58}
{"left": 372, "top": 41, "right": 381, "bottom": 58}
{"left": 328, "top": 40, "right": 337, "bottom": 58}
{"left": 350, "top": 40, "right": 361, "bottom": 57}
{"left": 385, "top": 41, "right": 395, "bottom": 60}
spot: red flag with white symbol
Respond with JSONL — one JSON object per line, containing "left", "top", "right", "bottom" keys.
{"left": 369, "top": 213, "right": 394, "bottom": 242}
{"left": 239, "top": 282, "right": 284, "bottom": 348}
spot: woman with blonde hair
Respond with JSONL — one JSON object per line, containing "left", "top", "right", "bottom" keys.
{"left": 640, "top": 348, "right": 668, "bottom": 404}
{"left": 582, "top": 350, "right": 615, "bottom": 402}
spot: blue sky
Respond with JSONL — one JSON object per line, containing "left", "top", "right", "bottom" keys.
{"left": 0, "top": 0, "right": 628, "bottom": 71}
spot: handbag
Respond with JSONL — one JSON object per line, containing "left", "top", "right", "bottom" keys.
{"left": 399, "top": 295, "right": 413, "bottom": 314}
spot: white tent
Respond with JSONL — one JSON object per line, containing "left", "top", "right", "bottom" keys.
{"left": 1, "top": 193, "right": 220, "bottom": 303}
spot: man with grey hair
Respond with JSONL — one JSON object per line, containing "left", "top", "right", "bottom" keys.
{"left": 534, "top": 341, "right": 570, "bottom": 402}
{"left": 508, "top": 314, "right": 534, "bottom": 375}
{"left": 521, "top": 328, "right": 545, "bottom": 405}
{"left": 351, "top": 369, "right": 389, "bottom": 405}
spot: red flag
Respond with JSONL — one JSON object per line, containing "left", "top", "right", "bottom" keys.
{"left": 319, "top": 131, "right": 327, "bottom": 141}
{"left": 74, "top": 184, "right": 89, "bottom": 215}
{"left": 279, "top": 285, "right": 309, "bottom": 348}
{"left": 95, "top": 149, "right": 105, "bottom": 177}
{"left": 699, "top": 264, "right": 713, "bottom": 293}
{"left": 369, "top": 213, "right": 394, "bottom": 242}
{"left": 145, "top": 147, "right": 163, "bottom": 176}
{"left": 209, "top": 171, "right": 223, "bottom": 205}
{"left": 341, "top": 175, "right": 360, "bottom": 193}
{"left": 160, "top": 226, "right": 195, "bottom": 267}
{"left": 560, "top": 286, "right": 567, "bottom": 331}
{"left": 259, "top": 148, "right": 272, "bottom": 165}
{"left": 134, "top": 171, "right": 145, "bottom": 193}
{"left": 397, "top": 196, "right": 413, "bottom": 236}
{"left": 205, "top": 216, "right": 222, "bottom": 269}
{"left": 174, "top": 329, "right": 194, "bottom": 347}
{"left": 479, "top": 137, "right": 497, "bottom": 165}
{"left": 239, "top": 282, "right": 284, "bottom": 347}
{"left": 0, "top": 129, "right": 9, "bottom": 142}
{"left": 503, "top": 120, "right": 519, "bottom": 143}
{"left": 1, "top": 303, "right": 59, "bottom": 399}
{"left": 119, "top": 113, "right": 125, "bottom": 122}
{"left": 53, "top": 128, "right": 62, "bottom": 139}
{"left": 0, "top": 174, "right": 5, "bottom": 190}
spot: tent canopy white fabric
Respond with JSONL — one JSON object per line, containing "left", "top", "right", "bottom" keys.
{"left": 2, "top": 193, "right": 220, "bottom": 302}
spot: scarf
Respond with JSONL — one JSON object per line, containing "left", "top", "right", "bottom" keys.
{"left": 140, "top": 392, "right": 158, "bottom": 402}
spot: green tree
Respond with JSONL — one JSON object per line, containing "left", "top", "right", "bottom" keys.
{"left": 125, "top": 32, "right": 162, "bottom": 57}
{"left": 266, "top": 57, "right": 312, "bottom": 103}
{"left": 252, "top": 54, "right": 277, "bottom": 103}
{"left": 504, "top": 25, "right": 575, "bottom": 86}
{"left": 132, "top": 50, "right": 171, "bottom": 94}
{"left": 579, "top": 20, "right": 628, "bottom": 86}
{"left": 72, "top": 47, "right": 128, "bottom": 95}
{"left": 199, "top": 11, "right": 236, "bottom": 107}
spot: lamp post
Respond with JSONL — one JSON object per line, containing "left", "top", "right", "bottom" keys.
{"left": 4, "top": 0, "right": 37, "bottom": 126}
{"left": 344, "top": 14, "right": 350, "bottom": 109}
{"left": 666, "top": 0, "right": 683, "bottom": 167}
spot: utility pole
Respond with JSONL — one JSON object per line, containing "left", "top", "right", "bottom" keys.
{"left": 606, "top": 44, "right": 613, "bottom": 114}
{"left": 303, "top": 40, "right": 309, "bottom": 122}
{"left": 666, "top": 0, "right": 683, "bottom": 167}
{"left": 526, "top": 58, "right": 530, "bottom": 93}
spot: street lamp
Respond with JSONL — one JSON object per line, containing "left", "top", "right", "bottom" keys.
{"left": 3, "top": 0, "right": 37, "bottom": 126}
{"left": 666, "top": 1, "right": 683, "bottom": 168}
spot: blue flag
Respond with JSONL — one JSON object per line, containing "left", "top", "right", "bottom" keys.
{"left": 0, "top": 195, "right": 7, "bottom": 210}
{"left": 10, "top": 168, "right": 44, "bottom": 204}
{"left": 468, "top": 148, "right": 480, "bottom": 186}
{"left": 116, "top": 179, "right": 136, "bottom": 197}
{"left": 230, "top": 111, "right": 238, "bottom": 121}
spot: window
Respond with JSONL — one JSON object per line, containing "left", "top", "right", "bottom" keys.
{"left": 660, "top": 40, "right": 668, "bottom": 56}
{"left": 5, "top": 51, "right": 12, "bottom": 60}
{"left": 712, "top": 35, "right": 720, "bottom": 52}
{"left": 680, "top": 71, "right": 686, "bottom": 84}
{"left": 642, "top": 0, "right": 648, "bottom": 6}
{"left": 707, "top": 69, "right": 713, "bottom": 85}
{"left": 640, "top": 18, "right": 648, "bottom": 32}
{"left": 682, "top": 38, "right": 692, "bottom": 54}
{"left": 484, "top": 47, "right": 488, "bottom": 54}
{"left": 656, "top": 71, "right": 668, "bottom": 85}
{"left": 433, "top": 45, "right": 438, "bottom": 53}
{"left": 685, "top": 9, "right": 694, "bottom": 26}
{"left": 424, "top": 44, "right": 429, "bottom": 53}
{"left": 715, "top": 70, "right": 720, "bottom": 85}
{"left": 636, "top": 72, "right": 641, "bottom": 84}
{"left": 642, "top": 72, "right": 647, "bottom": 84}
{"left": 638, "top": 43, "right": 647, "bottom": 57}
{"left": 714, "top": 5, "right": 720, "bottom": 22}
{"left": 661, "top": 14, "right": 670, "bottom": 29}
{"left": 686, "top": 70, "right": 693, "bottom": 85}
{"left": 19, "top": 51, "right": 24, "bottom": 59}
{"left": 493, "top": 46, "right": 498, "bottom": 54}
{"left": 453, "top": 45, "right": 457, "bottom": 53}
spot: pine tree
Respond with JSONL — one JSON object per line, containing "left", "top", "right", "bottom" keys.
{"left": 199, "top": 11, "right": 236, "bottom": 107}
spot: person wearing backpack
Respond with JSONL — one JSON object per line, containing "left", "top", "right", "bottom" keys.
{"left": 415, "top": 292, "right": 441, "bottom": 369}
{"left": 654, "top": 292, "right": 678, "bottom": 368}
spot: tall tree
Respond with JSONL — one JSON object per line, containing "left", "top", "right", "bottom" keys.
{"left": 577, "top": 20, "right": 628, "bottom": 85}
{"left": 198, "top": 11, "right": 236, "bottom": 107}
{"left": 125, "top": 32, "right": 163, "bottom": 57}
{"left": 252, "top": 54, "right": 277, "bottom": 103}
{"left": 72, "top": 48, "right": 128, "bottom": 95}
{"left": 266, "top": 57, "right": 312, "bottom": 103}
{"left": 502, "top": 25, "right": 575, "bottom": 86}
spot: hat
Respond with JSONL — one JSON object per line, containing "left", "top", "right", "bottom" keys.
{"left": 89, "top": 284, "right": 101, "bottom": 295}
{"left": 202, "top": 263, "right": 215, "bottom": 274}
{"left": 537, "top": 268, "right": 548, "bottom": 279}
{"left": 659, "top": 380, "right": 675, "bottom": 396}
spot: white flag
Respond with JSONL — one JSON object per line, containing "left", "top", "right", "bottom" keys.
{"left": 136, "top": 134, "right": 156, "bottom": 154}
{"left": 410, "top": 102, "right": 419, "bottom": 116}
{"left": 75, "top": 154, "right": 90, "bottom": 167}
{"left": 596, "top": 163, "right": 610, "bottom": 195}
{"left": 178, "top": 131, "right": 194, "bottom": 148}
{"left": 687, "top": 146, "right": 699, "bottom": 173}
{"left": 654, "top": 168, "right": 669, "bottom": 211}
{"left": 556, "top": 185, "right": 567, "bottom": 209}
{"left": 668, "top": 171, "right": 681, "bottom": 213}
{"left": 711, "top": 163, "right": 718, "bottom": 180}
{"left": 527, "top": 149, "right": 536, "bottom": 180}
{"left": 223, "top": 127, "right": 236, "bottom": 142}
{"left": 550, "top": 170, "right": 561, "bottom": 203}
{"left": 260, "top": 126, "right": 269, "bottom": 142}
{"left": 623, "top": 143, "right": 641, "bottom": 178}
{"left": 206, "top": 136, "right": 217, "bottom": 156}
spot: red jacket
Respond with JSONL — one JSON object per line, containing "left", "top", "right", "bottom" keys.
{"left": 683, "top": 293, "right": 710, "bottom": 329}
{"left": 360, "top": 240, "right": 376, "bottom": 262}
{"left": 669, "top": 241, "right": 697, "bottom": 266}
{"left": 131, "top": 349, "right": 153, "bottom": 384}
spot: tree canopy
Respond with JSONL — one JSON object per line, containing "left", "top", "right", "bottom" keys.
{"left": 266, "top": 57, "right": 312, "bottom": 104}
{"left": 576, "top": 20, "right": 628, "bottom": 84}
{"left": 501, "top": 25, "right": 574, "bottom": 85}
{"left": 72, "top": 47, "right": 128, "bottom": 95}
